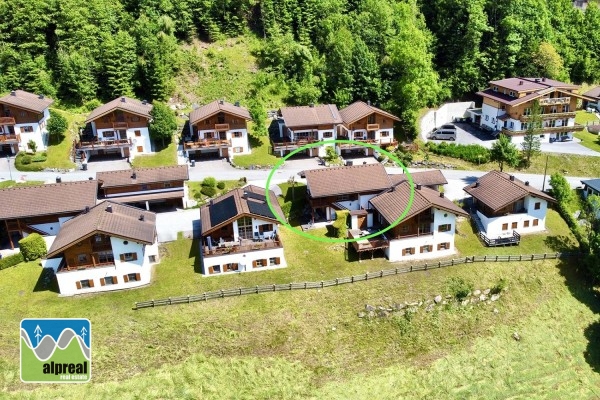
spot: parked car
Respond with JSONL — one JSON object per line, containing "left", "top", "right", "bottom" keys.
{"left": 430, "top": 124, "right": 457, "bottom": 141}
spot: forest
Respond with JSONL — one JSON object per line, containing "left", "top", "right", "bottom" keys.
{"left": 0, "top": 0, "right": 599, "bottom": 134}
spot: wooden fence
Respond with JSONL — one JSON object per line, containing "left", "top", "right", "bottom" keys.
{"left": 134, "top": 252, "right": 579, "bottom": 310}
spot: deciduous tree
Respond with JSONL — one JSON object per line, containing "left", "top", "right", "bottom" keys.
{"left": 149, "top": 102, "right": 176, "bottom": 146}
{"left": 490, "top": 134, "right": 519, "bottom": 172}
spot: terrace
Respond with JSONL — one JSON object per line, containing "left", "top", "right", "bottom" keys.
{"left": 0, "top": 133, "right": 19, "bottom": 143}
{"left": 270, "top": 136, "right": 319, "bottom": 151}
{"left": 502, "top": 124, "right": 584, "bottom": 136}
{"left": 57, "top": 251, "right": 116, "bottom": 272}
{"left": 348, "top": 229, "right": 389, "bottom": 260}
{"left": 184, "top": 138, "right": 231, "bottom": 150}
{"left": 75, "top": 137, "right": 132, "bottom": 150}
{"left": 202, "top": 235, "right": 283, "bottom": 257}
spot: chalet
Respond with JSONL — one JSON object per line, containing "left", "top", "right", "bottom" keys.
{"left": 338, "top": 101, "right": 399, "bottom": 155}
{"left": 362, "top": 181, "right": 468, "bottom": 262}
{"left": 272, "top": 104, "right": 343, "bottom": 157}
{"left": 200, "top": 185, "right": 286, "bottom": 275}
{"left": 78, "top": 97, "right": 153, "bottom": 161}
{"left": 583, "top": 86, "right": 600, "bottom": 109}
{"left": 476, "top": 77, "right": 590, "bottom": 143}
{"left": 187, "top": 100, "right": 252, "bottom": 159}
{"left": 581, "top": 179, "right": 600, "bottom": 199}
{"left": 97, "top": 165, "right": 189, "bottom": 210}
{"left": 0, "top": 180, "right": 98, "bottom": 249}
{"left": 464, "top": 171, "right": 556, "bottom": 246}
{"left": 389, "top": 170, "right": 448, "bottom": 192}
{"left": 46, "top": 202, "right": 159, "bottom": 296}
{"left": 0, "top": 90, "right": 53, "bottom": 154}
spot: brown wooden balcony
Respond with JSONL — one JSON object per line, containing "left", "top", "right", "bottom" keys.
{"left": 367, "top": 123, "right": 380, "bottom": 131}
{"left": 215, "top": 123, "right": 230, "bottom": 131}
{"left": 184, "top": 139, "right": 230, "bottom": 150}
{"left": 202, "top": 237, "right": 282, "bottom": 257}
{"left": 76, "top": 138, "right": 131, "bottom": 149}
{"left": 337, "top": 137, "right": 398, "bottom": 148}
{"left": 502, "top": 124, "right": 584, "bottom": 136}
{"left": 270, "top": 138, "right": 319, "bottom": 151}
{"left": 58, "top": 252, "right": 115, "bottom": 272}
{"left": 520, "top": 111, "right": 576, "bottom": 121}
{"left": 0, "top": 133, "right": 20, "bottom": 143}
{"left": 113, "top": 122, "right": 128, "bottom": 129}
{"left": 348, "top": 230, "right": 389, "bottom": 253}
{"left": 0, "top": 117, "right": 16, "bottom": 125}
{"left": 538, "top": 97, "right": 570, "bottom": 106}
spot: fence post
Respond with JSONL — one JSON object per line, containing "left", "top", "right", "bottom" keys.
{"left": 239, "top": 288, "right": 242, "bottom": 295}
{"left": 168, "top": 297, "right": 172, "bottom": 305}
{"left": 351, "top": 276, "right": 354, "bottom": 283}
{"left": 438, "top": 261, "right": 441, "bottom": 268}
{"left": 321, "top": 281, "right": 324, "bottom": 288}
{"left": 556, "top": 252, "right": 559, "bottom": 259}
{"left": 304, "top": 282, "right": 307, "bottom": 289}
{"left": 151, "top": 300, "right": 155, "bottom": 307}
{"left": 221, "top": 289, "right": 224, "bottom": 298}
{"left": 544, "top": 253, "right": 546, "bottom": 259}
{"left": 380, "top": 270, "right": 383, "bottom": 278}
{"left": 531, "top": 254, "right": 534, "bottom": 261}
{"left": 425, "top": 263, "right": 428, "bottom": 271}
{"left": 520, "top": 255, "right": 522, "bottom": 261}
{"left": 336, "top": 278, "right": 339, "bottom": 285}
{"left": 395, "top": 268, "right": 398, "bottom": 274}
{"left": 203, "top": 292, "right": 207, "bottom": 301}
{"left": 451, "top": 259, "right": 454, "bottom": 266}
{"left": 290, "top": 283, "right": 293, "bottom": 290}
{"left": 273, "top": 284, "right": 276, "bottom": 291}
{"left": 410, "top": 265, "right": 413, "bottom": 272}
{"left": 256, "top": 285, "right": 259, "bottom": 294}
{"left": 188, "top": 295, "right": 190, "bottom": 304}
{"left": 135, "top": 302, "right": 138, "bottom": 309}
{"left": 495, "top": 255, "right": 498, "bottom": 262}
{"left": 365, "top": 273, "right": 368, "bottom": 281}
{"left": 484, "top": 255, "right": 487, "bottom": 262}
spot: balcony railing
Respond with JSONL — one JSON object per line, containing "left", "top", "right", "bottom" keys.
{"left": 113, "top": 122, "right": 128, "bottom": 129}
{"left": 76, "top": 138, "right": 132, "bottom": 149}
{"left": 203, "top": 237, "right": 282, "bottom": 257}
{"left": 59, "top": 252, "right": 115, "bottom": 272}
{"left": 184, "top": 139, "right": 230, "bottom": 150}
{"left": 538, "top": 97, "right": 570, "bottom": 106}
{"left": 502, "top": 124, "right": 584, "bottom": 136}
{"left": 270, "top": 138, "right": 319, "bottom": 150}
{"left": 0, "top": 134, "right": 20, "bottom": 143}
{"left": 0, "top": 117, "right": 16, "bottom": 125}
{"left": 215, "top": 123, "right": 230, "bottom": 131}
{"left": 520, "top": 111, "right": 575, "bottom": 121}
{"left": 367, "top": 124, "right": 380, "bottom": 131}
{"left": 337, "top": 138, "right": 398, "bottom": 148}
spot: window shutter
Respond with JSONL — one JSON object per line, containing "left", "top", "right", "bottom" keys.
{"left": 120, "top": 254, "right": 125, "bottom": 262}
{"left": 113, "top": 276, "right": 118, "bottom": 284}
{"left": 437, "top": 243, "right": 442, "bottom": 250}
{"left": 135, "top": 273, "right": 141, "bottom": 281}
{"left": 262, "top": 259, "right": 267, "bottom": 266}
{"left": 100, "top": 278, "right": 105, "bottom": 286}
{"left": 252, "top": 260, "right": 257, "bottom": 268}
{"left": 89, "top": 279, "right": 94, "bottom": 288}
{"left": 132, "top": 253, "right": 138, "bottom": 261}
{"left": 76, "top": 281, "right": 82, "bottom": 289}
{"left": 208, "top": 266, "right": 214, "bottom": 274}
{"left": 123, "top": 274, "right": 129, "bottom": 282}
{"left": 275, "top": 257, "right": 280, "bottom": 265}
{"left": 402, "top": 248, "right": 407, "bottom": 256}
{"left": 232, "top": 263, "right": 238, "bottom": 270}
{"left": 223, "top": 264, "right": 229, "bottom": 272}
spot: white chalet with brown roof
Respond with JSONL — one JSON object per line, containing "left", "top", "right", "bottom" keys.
{"left": 200, "top": 185, "right": 286, "bottom": 275}
{"left": 338, "top": 101, "right": 399, "bottom": 155}
{"left": 464, "top": 171, "right": 556, "bottom": 246}
{"left": 78, "top": 97, "right": 153, "bottom": 160}
{"left": 273, "top": 104, "right": 343, "bottom": 157}
{"left": 187, "top": 100, "right": 252, "bottom": 159}
{"left": 476, "top": 77, "right": 591, "bottom": 144}
{"left": 0, "top": 90, "right": 53, "bottom": 154}
{"left": 46, "top": 202, "right": 159, "bottom": 296}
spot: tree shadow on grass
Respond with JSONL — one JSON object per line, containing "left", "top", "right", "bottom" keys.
{"left": 248, "top": 134, "right": 263, "bottom": 149}
{"left": 32, "top": 268, "right": 59, "bottom": 293}
{"left": 189, "top": 238, "right": 203, "bottom": 274}
{"left": 584, "top": 321, "right": 600, "bottom": 374}
{"left": 544, "top": 235, "right": 580, "bottom": 253}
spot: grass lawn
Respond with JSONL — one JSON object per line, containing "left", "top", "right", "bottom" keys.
{"left": 1, "top": 194, "right": 598, "bottom": 398}
{"left": 0, "top": 180, "right": 44, "bottom": 189}
{"left": 131, "top": 140, "right": 178, "bottom": 168}
{"left": 232, "top": 134, "right": 279, "bottom": 168}
{"left": 187, "top": 179, "right": 245, "bottom": 206}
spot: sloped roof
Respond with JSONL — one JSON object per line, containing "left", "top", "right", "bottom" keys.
{"left": 189, "top": 100, "right": 251, "bottom": 125}
{"left": 85, "top": 97, "right": 153, "bottom": 123}
{"left": 47, "top": 201, "right": 156, "bottom": 257}
{"left": 304, "top": 164, "right": 392, "bottom": 198}
{"left": 338, "top": 101, "right": 400, "bottom": 125}
{"left": 0, "top": 90, "right": 53, "bottom": 113}
{"left": 200, "top": 185, "right": 284, "bottom": 234}
{"left": 370, "top": 182, "right": 467, "bottom": 225}
{"left": 463, "top": 171, "right": 556, "bottom": 211}
{"left": 477, "top": 77, "right": 584, "bottom": 107}
{"left": 97, "top": 165, "right": 189, "bottom": 188}
{"left": 279, "top": 104, "right": 342, "bottom": 129}
{"left": 0, "top": 180, "right": 98, "bottom": 220}
{"left": 581, "top": 179, "right": 600, "bottom": 193}
{"left": 583, "top": 86, "right": 600, "bottom": 100}
{"left": 389, "top": 170, "right": 448, "bottom": 187}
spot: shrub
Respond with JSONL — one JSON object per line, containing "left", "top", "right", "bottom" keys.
{"left": 280, "top": 202, "right": 292, "bottom": 219}
{"left": 490, "top": 278, "right": 507, "bottom": 295}
{"left": 18, "top": 233, "right": 47, "bottom": 261}
{"left": 83, "top": 99, "right": 102, "bottom": 112}
{"left": 27, "top": 140, "right": 37, "bottom": 153}
{"left": 201, "top": 177, "right": 217, "bottom": 188}
{"left": 332, "top": 210, "right": 349, "bottom": 238}
{"left": 200, "top": 186, "right": 217, "bottom": 197}
{"left": 31, "top": 154, "right": 47, "bottom": 163}
{"left": 425, "top": 142, "right": 490, "bottom": 164}
{"left": 0, "top": 252, "right": 24, "bottom": 270}
{"left": 20, "top": 155, "right": 32, "bottom": 165}
{"left": 15, "top": 152, "right": 43, "bottom": 171}
{"left": 447, "top": 277, "right": 474, "bottom": 300}
{"left": 216, "top": 181, "right": 225, "bottom": 190}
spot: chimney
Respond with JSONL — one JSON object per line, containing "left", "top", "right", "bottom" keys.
{"left": 519, "top": 81, "right": 523, "bottom": 85}
{"left": 309, "top": 103, "right": 314, "bottom": 108}
{"left": 439, "top": 192, "right": 444, "bottom": 198}
{"left": 475, "top": 182, "right": 479, "bottom": 188}
{"left": 131, "top": 171, "right": 137, "bottom": 179}
{"left": 510, "top": 175, "right": 515, "bottom": 181}
{"left": 219, "top": 99, "right": 224, "bottom": 105}
{"left": 234, "top": 101, "right": 240, "bottom": 107}
{"left": 525, "top": 181, "right": 530, "bottom": 186}
{"left": 142, "top": 99, "right": 148, "bottom": 105}
{"left": 542, "top": 77, "right": 546, "bottom": 82}
{"left": 209, "top": 200, "right": 214, "bottom": 206}
{"left": 416, "top": 184, "right": 422, "bottom": 190}
{"left": 10, "top": 90, "right": 16, "bottom": 96}
{"left": 535, "top": 78, "right": 540, "bottom": 83}
{"left": 84, "top": 206, "right": 90, "bottom": 213}
{"left": 38, "top": 94, "right": 44, "bottom": 99}
{"left": 88, "top": 177, "right": 93, "bottom": 180}
{"left": 367, "top": 100, "right": 371, "bottom": 106}
{"left": 139, "top": 214, "right": 145, "bottom": 221}
{"left": 106, "top": 205, "right": 113, "bottom": 213}
{"left": 121, "top": 97, "right": 126, "bottom": 102}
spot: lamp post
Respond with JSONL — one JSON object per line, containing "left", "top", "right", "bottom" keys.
{"left": 7, "top": 155, "right": 12, "bottom": 181}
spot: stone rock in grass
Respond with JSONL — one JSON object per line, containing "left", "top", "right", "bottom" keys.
{"left": 491, "top": 294, "right": 500, "bottom": 302}
{"left": 365, "top": 304, "right": 375, "bottom": 312}
{"left": 367, "top": 311, "right": 375, "bottom": 318}
{"left": 357, "top": 312, "right": 366, "bottom": 318}
{"left": 512, "top": 332, "right": 521, "bottom": 341}
{"left": 493, "top": 308, "right": 499, "bottom": 314}
{"left": 377, "top": 310, "right": 390, "bottom": 318}
{"left": 434, "top": 295, "right": 442, "bottom": 304}
{"left": 473, "top": 289, "right": 481, "bottom": 296}
{"left": 479, "top": 294, "right": 488, "bottom": 302}
{"left": 446, "top": 294, "right": 453, "bottom": 299}
{"left": 461, "top": 299, "right": 469, "bottom": 306}
{"left": 393, "top": 303, "right": 405, "bottom": 311}
{"left": 483, "top": 288, "right": 491, "bottom": 295}
{"left": 425, "top": 304, "right": 435, "bottom": 312}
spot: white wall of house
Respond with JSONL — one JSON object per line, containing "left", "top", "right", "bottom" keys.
{"left": 480, "top": 103, "right": 503, "bottom": 131}
{"left": 478, "top": 196, "right": 548, "bottom": 237}
{"left": 420, "top": 101, "right": 475, "bottom": 135}
{"left": 17, "top": 109, "right": 50, "bottom": 151}
{"left": 30, "top": 222, "right": 61, "bottom": 235}
{"left": 202, "top": 247, "right": 286, "bottom": 276}
{"left": 385, "top": 209, "right": 459, "bottom": 262}
{"left": 94, "top": 126, "right": 152, "bottom": 158}
{"left": 195, "top": 128, "right": 250, "bottom": 157}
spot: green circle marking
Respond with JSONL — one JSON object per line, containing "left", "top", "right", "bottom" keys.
{"left": 265, "top": 139, "right": 415, "bottom": 243}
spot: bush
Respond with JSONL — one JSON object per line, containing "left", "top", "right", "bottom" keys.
{"left": 201, "top": 177, "right": 217, "bottom": 188}
{"left": 216, "top": 181, "right": 225, "bottom": 190}
{"left": 425, "top": 142, "right": 490, "bottom": 164}
{"left": 20, "top": 155, "right": 32, "bottom": 165}
{"left": 490, "top": 278, "right": 507, "bottom": 295}
{"left": 18, "top": 233, "right": 47, "bottom": 261}
{"left": 0, "top": 252, "right": 24, "bottom": 270}
{"left": 32, "top": 154, "right": 47, "bottom": 163}
{"left": 447, "top": 277, "right": 474, "bottom": 300}
{"left": 83, "top": 99, "right": 102, "bottom": 112}
{"left": 14, "top": 152, "right": 44, "bottom": 171}
{"left": 200, "top": 186, "right": 217, "bottom": 197}
{"left": 27, "top": 140, "right": 37, "bottom": 153}
{"left": 332, "top": 210, "right": 349, "bottom": 238}
{"left": 280, "top": 202, "right": 292, "bottom": 219}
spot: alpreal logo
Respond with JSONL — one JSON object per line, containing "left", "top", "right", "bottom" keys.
{"left": 20, "top": 318, "right": 91, "bottom": 383}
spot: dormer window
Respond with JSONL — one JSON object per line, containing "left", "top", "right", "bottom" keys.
{"left": 493, "top": 86, "right": 498, "bottom": 92}
{"left": 509, "top": 91, "right": 515, "bottom": 97}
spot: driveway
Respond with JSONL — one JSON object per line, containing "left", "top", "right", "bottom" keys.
{"left": 156, "top": 208, "right": 201, "bottom": 243}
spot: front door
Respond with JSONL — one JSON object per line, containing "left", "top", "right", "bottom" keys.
{"left": 123, "top": 147, "right": 130, "bottom": 157}
{"left": 221, "top": 146, "right": 229, "bottom": 158}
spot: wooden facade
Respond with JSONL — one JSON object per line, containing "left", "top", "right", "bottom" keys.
{"left": 473, "top": 198, "right": 526, "bottom": 218}
{"left": 91, "top": 110, "right": 149, "bottom": 130}
{"left": 388, "top": 209, "right": 434, "bottom": 239}
{"left": 343, "top": 113, "right": 395, "bottom": 132}
{"left": 61, "top": 234, "right": 114, "bottom": 271}
{"left": 0, "top": 104, "right": 44, "bottom": 125}
{"left": 101, "top": 180, "right": 186, "bottom": 197}
{"left": 191, "top": 111, "right": 248, "bottom": 134}
{"left": 3, "top": 212, "right": 81, "bottom": 249}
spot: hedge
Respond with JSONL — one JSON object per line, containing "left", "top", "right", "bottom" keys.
{"left": 0, "top": 252, "right": 24, "bottom": 270}
{"left": 18, "top": 233, "right": 47, "bottom": 261}
{"left": 426, "top": 142, "right": 491, "bottom": 164}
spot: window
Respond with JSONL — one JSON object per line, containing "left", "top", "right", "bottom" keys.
{"left": 125, "top": 273, "right": 141, "bottom": 282}
{"left": 438, "top": 224, "right": 451, "bottom": 233}
{"left": 491, "top": 118, "right": 496, "bottom": 124}
{"left": 253, "top": 259, "right": 267, "bottom": 268}
{"left": 101, "top": 276, "right": 117, "bottom": 286}
{"left": 269, "top": 257, "right": 281, "bottom": 266}
{"left": 217, "top": 113, "right": 225, "bottom": 124}
{"left": 402, "top": 247, "right": 415, "bottom": 256}
{"left": 380, "top": 131, "right": 389, "bottom": 137}
{"left": 337, "top": 194, "right": 349, "bottom": 201}
{"left": 368, "top": 114, "right": 376, "bottom": 124}
{"left": 401, "top": 225, "right": 409, "bottom": 233}
{"left": 420, "top": 245, "right": 432, "bottom": 253}
{"left": 437, "top": 242, "right": 450, "bottom": 250}
{"left": 77, "top": 254, "right": 88, "bottom": 263}
{"left": 322, "top": 131, "right": 333, "bottom": 138}
{"left": 134, "top": 130, "right": 141, "bottom": 137}
{"left": 509, "top": 91, "right": 515, "bottom": 97}
{"left": 534, "top": 202, "right": 541, "bottom": 210}
{"left": 120, "top": 252, "right": 138, "bottom": 262}
{"left": 533, "top": 219, "right": 539, "bottom": 226}
{"left": 511, "top": 222, "right": 518, "bottom": 229}
{"left": 132, "top": 116, "right": 140, "bottom": 122}
{"left": 522, "top": 122, "right": 529, "bottom": 130}
{"left": 103, "top": 131, "right": 115, "bottom": 138}
{"left": 233, "top": 147, "right": 243, "bottom": 153}
{"left": 232, "top": 131, "right": 243, "bottom": 138}
{"left": 223, "top": 263, "right": 238, "bottom": 272}
{"left": 524, "top": 220, "right": 530, "bottom": 228}
{"left": 205, "top": 119, "right": 211, "bottom": 125}
{"left": 141, "top": 184, "right": 148, "bottom": 190}
{"left": 137, "top": 146, "right": 144, "bottom": 153}
{"left": 237, "top": 216, "right": 253, "bottom": 240}
{"left": 76, "top": 279, "right": 93, "bottom": 289}
{"left": 97, "top": 251, "right": 114, "bottom": 264}
{"left": 259, "top": 224, "right": 274, "bottom": 233}
{"left": 208, "top": 265, "right": 220, "bottom": 274}
{"left": 20, "top": 111, "right": 27, "bottom": 117}
{"left": 502, "top": 223, "right": 509, "bottom": 231}
{"left": 524, "top": 108, "right": 531, "bottom": 116}
{"left": 164, "top": 182, "right": 172, "bottom": 188}
{"left": 485, "top": 115, "right": 489, "bottom": 121}
{"left": 149, "top": 255, "right": 156, "bottom": 263}
{"left": 21, "top": 126, "right": 34, "bottom": 133}
{"left": 493, "top": 86, "right": 498, "bottom": 92}
{"left": 563, "top": 104, "right": 570, "bottom": 112}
